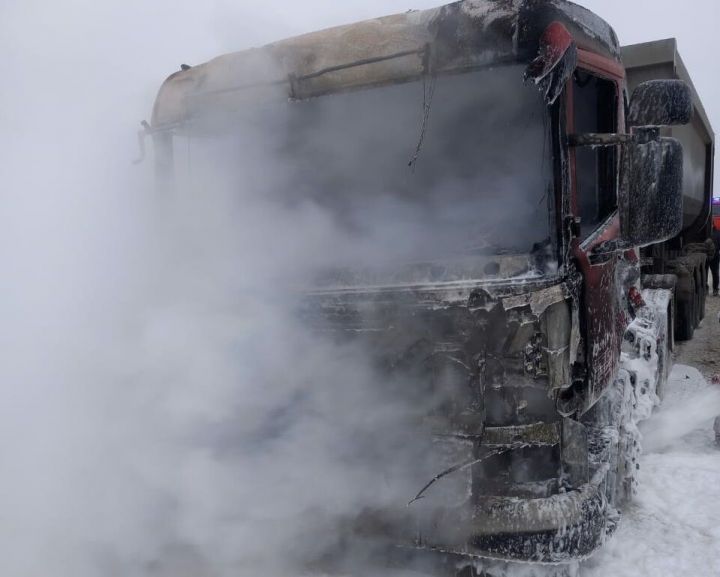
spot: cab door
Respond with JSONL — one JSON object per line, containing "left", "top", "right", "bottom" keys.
{"left": 567, "top": 53, "right": 629, "bottom": 407}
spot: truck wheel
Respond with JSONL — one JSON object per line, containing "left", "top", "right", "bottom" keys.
{"left": 686, "top": 244, "right": 710, "bottom": 324}
{"left": 699, "top": 265, "right": 707, "bottom": 321}
{"left": 694, "top": 262, "right": 704, "bottom": 326}
{"left": 676, "top": 293, "right": 695, "bottom": 341}
{"left": 668, "top": 260, "right": 695, "bottom": 342}
{"left": 700, "top": 260, "right": 708, "bottom": 319}
{"left": 686, "top": 253, "right": 707, "bottom": 326}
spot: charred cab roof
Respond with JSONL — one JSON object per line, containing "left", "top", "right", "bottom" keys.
{"left": 151, "top": 0, "right": 619, "bottom": 132}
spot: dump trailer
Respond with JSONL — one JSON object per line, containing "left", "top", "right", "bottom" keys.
{"left": 622, "top": 39, "right": 716, "bottom": 341}
{"left": 145, "top": 1, "right": 704, "bottom": 575}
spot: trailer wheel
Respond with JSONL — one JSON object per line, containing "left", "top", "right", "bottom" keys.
{"left": 676, "top": 294, "right": 695, "bottom": 341}
{"left": 686, "top": 245, "right": 710, "bottom": 324}
{"left": 699, "top": 262, "right": 707, "bottom": 321}
{"left": 667, "top": 260, "right": 696, "bottom": 341}
{"left": 686, "top": 253, "right": 707, "bottom": 327}
{"left": 693, "top": 260, "right": 703, "bottom": 327}
{"left": 695, "top": 268, "right": 702, "bottom": 327}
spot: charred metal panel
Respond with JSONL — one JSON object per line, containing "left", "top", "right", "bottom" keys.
{"left": 542, "top": 299, "right": 573, "bottom": 392}
{"left": 570, "top": 239, "right": 626, "bottom": 416}
{"left": 518, "top": 0, "right": 620, "bottom": 62}
{"left": 482, "top": 422, "right": 560, "bottom": 447}
{"left": 431, "top": 1, "right": 518, "bottom": 72}
{"left": 301, "top": 279, "right": 581, "bottom": 558}
{"left": 561, "top": 418, "right": 589, "bottom": 487}
{"left": 151, "top": 0, "right": 622, "bottom": 132}
{"left": 472, "top": 445, "right": 560, "bottom": 499}
{"left": 302, "top": 280, "right": 571, "bottom": 433}
{"left": 525, "top": 21, "right": 577, "bottom": 104}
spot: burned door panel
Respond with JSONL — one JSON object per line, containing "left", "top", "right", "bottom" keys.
{"left": 569, "top": 69, "right": 624, "bottom": 406}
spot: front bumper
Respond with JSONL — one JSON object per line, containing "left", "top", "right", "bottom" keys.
{"left": 350, "top": 469, "right": 614, "bottom": 570}
{"left": 409, "top": 480, "right": 611, "bottom": 564}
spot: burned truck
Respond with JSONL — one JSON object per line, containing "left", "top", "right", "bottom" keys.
{"left": 144, "top": 0, "right": 711, "bottom": 574}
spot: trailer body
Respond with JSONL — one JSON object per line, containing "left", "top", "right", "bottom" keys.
{"left": 623, "top": 39, "right": 716, "bottom": 340}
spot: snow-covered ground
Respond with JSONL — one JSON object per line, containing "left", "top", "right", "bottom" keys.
{"left": 582, "top": 364, "right": 720, "bottom": 576}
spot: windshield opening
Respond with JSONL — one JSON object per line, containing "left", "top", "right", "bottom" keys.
{"left": 172, "top": 64, "right": 556, "bottom": 288}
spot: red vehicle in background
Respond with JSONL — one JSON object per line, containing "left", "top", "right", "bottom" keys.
{"left": 713, "top": 198, "right": 720, "bottom": 230}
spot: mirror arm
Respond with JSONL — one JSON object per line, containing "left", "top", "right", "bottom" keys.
{"left": 567, "top": 133, "right": 633, "bottom": 147}
{"left": 133, "top": 120, "right": 153, "bottom": 165}
{"left": 569, "top": 128, "right": 662, "bottom": 148}
{"left": 631, "top": 126, "right": 661, "bottom": 144}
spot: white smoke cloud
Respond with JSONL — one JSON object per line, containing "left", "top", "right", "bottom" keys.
{"left": 2, "top": 1, "right": 718, "bottom": 576}
{"left": 0, "top": 4, "right": 450, "bottom": 575}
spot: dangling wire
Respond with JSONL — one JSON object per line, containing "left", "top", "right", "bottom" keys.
{"left": 407, "top": 444, "right": 528, "bottom": 506}
{"left": 408, "top": 46, "right": 437, "bottom": 172}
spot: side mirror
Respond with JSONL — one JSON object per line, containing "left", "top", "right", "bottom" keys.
{"left": 628, "top": 80, "right": 692, "bottom": 128}
{"left": 570, "top": 79, "right": 691, "bottom": 250}
{"left": 620, "top": 137, "right": 683, "bottom": 248}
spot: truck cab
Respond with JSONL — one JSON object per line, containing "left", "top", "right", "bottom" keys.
{"left": 146, "top": 1, "right": 699, "bottom": 573}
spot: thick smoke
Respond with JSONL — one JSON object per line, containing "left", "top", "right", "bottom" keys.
{"left": 176, "top": 64, "right": 555, "bottom": 286}
{"left": 640, "top": 366, "right": 720, "bottom": 453}
{"left": 1, "top": 2, "right": 553, "bottom": 576}
{"left": 136, "top": 62, "right": 553, "bottom": 575}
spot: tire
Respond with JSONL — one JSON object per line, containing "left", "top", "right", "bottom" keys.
{"left": 699, "top": 262, "right": 707, "bottom": 321}
{"left": 694, "top": 261, "right": 704, "bottom": 326}
{"left": 676, "top": 291, "right": 695, "bottom": 341}
{"left": 668, "top": 260, "right": 696, "bottom": 342}
{"left": 690, "top": 262, "right": 700, "bottom": 328}
{"left": 686, "top": 253, "right": 707, "bottom": 326}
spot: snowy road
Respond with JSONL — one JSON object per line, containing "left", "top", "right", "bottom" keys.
{"left": 584, "top": 296, "right": 720, "bottom": 576}
{"left": 583, "top": 364, "right": 720, "bottom": 576}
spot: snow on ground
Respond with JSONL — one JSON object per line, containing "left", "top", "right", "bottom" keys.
{"left": 583, "top": 364, "right": 720, "bottom": 577}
